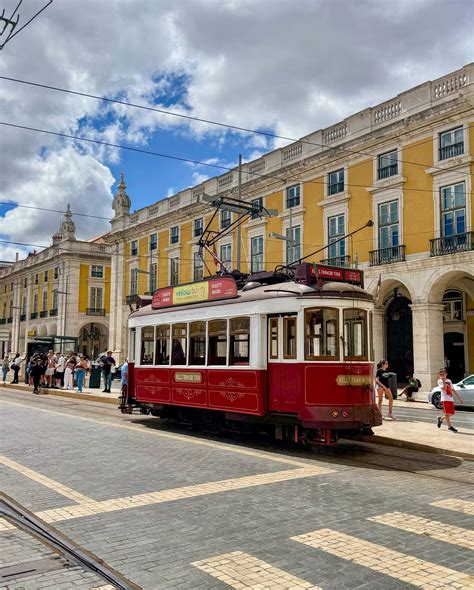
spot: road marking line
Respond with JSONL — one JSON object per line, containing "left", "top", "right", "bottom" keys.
{"left": 368, "top": 512, "right": 474, "bottom": 550}
{"left": 0, "top": 398, "right": 316, "bottom": 467}
{"left": 430, "top": 499, "right": 474, "bottom": 515}
{"left": 192, "top": 550, "right": 320, "bottom": 589}
{"left": 0, "top": 517, "right": 15, "bottom": 531}
{"left": 35, "top": 466, "right": 333, "bottom": 523}
{"left": 0, "top": 455, "right": 97, "bottom": 504}
{"left": 291, "top": 529, "right": 474, "bottom": 589}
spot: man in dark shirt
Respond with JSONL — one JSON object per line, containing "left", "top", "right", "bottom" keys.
{"left": 101, "top": 350, "right": 116, "bottom": 393}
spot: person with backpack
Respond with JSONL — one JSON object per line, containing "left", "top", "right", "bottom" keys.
{"left": 10, "top": 353, "right": 22, "bottom": 384}
{"left": 399, "top": 373, "right": 421, "bottom": 401}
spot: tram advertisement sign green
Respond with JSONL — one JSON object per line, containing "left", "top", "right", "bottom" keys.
{"left": 152, "top": 277, "right": 238, "bottom": 309}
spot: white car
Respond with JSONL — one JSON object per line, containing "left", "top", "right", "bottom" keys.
{"left": 428, "top": 375, "right": 474, "bottom": 409}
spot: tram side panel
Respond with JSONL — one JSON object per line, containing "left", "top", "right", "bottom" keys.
{"left": 133, "top": 366, "right": 267, "bottom": 417}
{"left": 301, "top": 363, "right": 378, "bottom": 428}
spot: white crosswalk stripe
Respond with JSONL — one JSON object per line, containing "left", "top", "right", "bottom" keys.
{"left": 192, "top": 551, "right": 321, "bottom": 589}
{"left": 368, "top": 512, "right": 474, "bottom": 550}
{"left": 430, "top": 499, "right": 474, "bottom": 515}
{"left": 291, "top": 528, "right": 474, "bottom": 589}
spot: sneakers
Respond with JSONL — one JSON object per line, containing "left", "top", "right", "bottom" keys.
{"left": 437, "top": 417, "right": 442, "bottom": 429}
{"left": 448, "top": 426, "right": 458, "bottom": 433}
{"left": 385, "top": 414, "right": 396, "bottom": 421}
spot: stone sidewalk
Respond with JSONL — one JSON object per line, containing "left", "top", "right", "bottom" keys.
{"left": 2, "top": 383, "right": 473, "bottom": 459}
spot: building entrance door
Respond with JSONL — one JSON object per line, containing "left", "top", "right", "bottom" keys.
{"left": 386, "top": 296, "right": 413, "bottom": 383}
{"left": 443, "top": 332, "right": 465, "bottom": 383}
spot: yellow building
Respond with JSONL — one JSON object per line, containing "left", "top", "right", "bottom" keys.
{"left": 0, "top": 206, "right": 111, "bottom": 359}
{"left": 107, "top": 64, "right": 474, "bottom": 388}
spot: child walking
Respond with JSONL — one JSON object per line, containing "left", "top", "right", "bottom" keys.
{"left": 437, "top": 368, "right": 463, "bottom": 432}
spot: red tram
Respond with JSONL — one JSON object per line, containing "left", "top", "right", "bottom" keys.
{"left": 121, "top": 263, "right": 382, "bottom": 444}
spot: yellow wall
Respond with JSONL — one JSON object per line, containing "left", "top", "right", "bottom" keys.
{"left": 78, "top": 264, "right": 89, "bottom": 313}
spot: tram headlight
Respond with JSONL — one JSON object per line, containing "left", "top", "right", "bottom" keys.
{"left": 331, "top": 410, "right": 340, "bottom": 418}
{"left": 341, "top": 410, "right": 350, "bottom": 418}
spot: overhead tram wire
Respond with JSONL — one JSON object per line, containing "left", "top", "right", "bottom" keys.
{"left": 0, "top": 74, "right": 472, "bottom": 177}
{"left": 0, "top": 121, "right": 472, "bottom": 199}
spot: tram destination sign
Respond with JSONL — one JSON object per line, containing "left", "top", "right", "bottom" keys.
{"left": 152, "top": 277, "right": 238, "bottom": 309}
{"left": 295, "top": 263, "right": 364, "bottom": 287}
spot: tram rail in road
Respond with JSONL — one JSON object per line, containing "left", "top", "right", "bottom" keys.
{"left": 0, "top": 493, "right": 139, "bottom": 590}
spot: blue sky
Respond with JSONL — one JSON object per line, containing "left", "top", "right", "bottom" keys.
{"left": 0, "top": 0, "right": 473, "bottom": 258}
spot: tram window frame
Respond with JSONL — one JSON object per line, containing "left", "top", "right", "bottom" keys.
{"left": 269, "top": 317, "right": 279, "bottom": 359}
{"left": 189, "top": 321, "right": 206, "bottom": 365}
{"left": 207, "top": 319, "right": 227, "bottom": 365}
{"left": 343, "top": 309, "right": 368, "bottom": 360}
{"left": 171, "top": 323, "right": 187, "bottom": 365}
{"left": 155, "top": 324, "right": 170, "bottom": 365}
{"left": 369, "top": 311, "right": 374, "bottom": 361}
{"left": 229, "top": 317, "right": 250, "bottom": 366}
{"left": 283, "top": 316, "right": 297, "bottom": 359}
{"left": 129, "top": 328, "right": 136, "bottom": 363}
{"left": 304, "top": 308, "right": 339, "bottom": 361}
{"left": 140, "top": 326, "right": 155, "bottom": 365}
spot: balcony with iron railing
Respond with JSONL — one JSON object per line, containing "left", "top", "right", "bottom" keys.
{"left": 430, "top": 231, "right": 473, "bottom": 256}
{"left": 320, "top": 255, "right": 351, "bottom": 267}
{"left": 7, "top": 317, "right": 12, "bottom": 323}
{"left": 439, "top": 142, "right": 464, "bottom": 161}
{"left": 20, "top": 314, "right": 26, "bottom": 321}
{"left": 39, "top": 310, "right": 48, "bottom": 318}
{"left": 0, "top": 318, "right": 5, "bottom": 325}
{"left": 30, "top": 312, "right": 38, "bottom": 320}
{"left": 369, "top": 245, "right": 406, "bottom": 266}
{"left": 86, "top": 307, "right": 106, "bottom": 316}
{"left": 377, "top": 163, "right": 398, "bottom": 180}
{"left": 49, "top": 308, "right": 58, "bottom": 317}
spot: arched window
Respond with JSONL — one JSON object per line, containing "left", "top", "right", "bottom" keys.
{"left": 443, "top": 290, "right": 463, "bottom": 321}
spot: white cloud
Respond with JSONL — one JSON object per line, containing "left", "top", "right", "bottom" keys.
{"left": 0, "top": 0, "right": 472, "bottom": 259}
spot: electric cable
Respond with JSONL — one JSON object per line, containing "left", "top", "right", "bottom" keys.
{"left": 0, "top": 121, "right": 472, "bottom": 198}
{"left": 1, "top": 74, "right": 471, "bottom": 177}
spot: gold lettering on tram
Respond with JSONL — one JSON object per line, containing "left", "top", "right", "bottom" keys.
{"left": 175, "top": 372, "right": 202, "bottom": 383}
{"left": 336, "top": 375, "right": 372, "bottom": 386}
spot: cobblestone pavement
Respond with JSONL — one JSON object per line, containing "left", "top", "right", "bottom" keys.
{"left": 1, "top": 391, "right": 473, "bottom": 589}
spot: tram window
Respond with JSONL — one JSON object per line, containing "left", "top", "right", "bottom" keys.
{"left": 283, "top": 317, "right": 297, "bottom": 359}
{"left": 189, "top": 321, "right": 206, "bottom": 365}
{"left": 208, "top": 319, "right": 227, "bottom": 365}
{"left": 343, "top": 309, "right": 367, "bottom": 360}
{"left": 172, "top": 323, "right": 187, "bottom": 365}
{"left": 155, "top": 324, "right": 170, "bottom": 365}
{"left": 230, "top": 317, "right": 250, "bottom": 365}
{"left": 269, "top": 318, "right": 278, "bottom": 359}
{"left": 140, "top": 326, "right": 154, "bottom": 365}
{"left": 305, "top": 308, "right": 339, "bottom": 360}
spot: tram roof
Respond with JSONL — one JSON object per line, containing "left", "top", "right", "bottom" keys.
{"left": 130, "top": 280, "right": 372, "bottom": 320}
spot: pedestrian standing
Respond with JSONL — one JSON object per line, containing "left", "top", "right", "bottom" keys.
{"left": 63, "top": 354, "right": 76, "bottom": 390}
{"left": 74, "top": 355, "right": 88, "bottom": 393}
{"left": 437, "top": 368, "right": 463, "bottom": 432}
{"left": 2, "top": 353, "right": 10, "bottom": 384}
{"left": 10, "top": 353, "right": 22, "bottom": 384}
{"left": 55, "top": 352, "right": 65, "bottom": 388}
{"left": 45, "top": 350, "right": 56, "bottom": 388}
{"left": 100, "top": 350, "right": 116, "bottom": 393}
{"left": 31, "top": 357, "right": 44, "bottom": 394}
{"left": 375, "top": 359, "right": 395, "bottom": 420}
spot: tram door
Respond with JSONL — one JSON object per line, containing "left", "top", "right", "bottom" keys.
{"left": 267, "top": 315, "right": 300, "bottom": 413}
